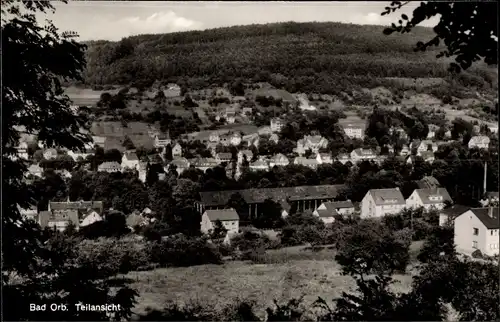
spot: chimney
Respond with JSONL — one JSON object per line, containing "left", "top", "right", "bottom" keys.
{"left": 488, "top": 206, "right": 494, "bottom": 218}
{"left": 483, "top": 161, "right": 488, "bottom": 196}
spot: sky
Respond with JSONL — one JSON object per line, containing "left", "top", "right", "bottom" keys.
{"left": 40, "top": 1, "right": 440, "bottom": 42}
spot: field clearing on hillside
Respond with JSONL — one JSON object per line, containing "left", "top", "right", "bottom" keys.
{"left": 127, "top": 243, "right": 423, "bottom": 319}
{"left": 91, "top": 121, "right": 155, "bottom": 150}
{"left": 65, "top": 86, "right": 121, "bottom": 106}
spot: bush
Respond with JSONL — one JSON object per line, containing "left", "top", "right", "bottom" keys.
{"left": 471, "top": 249, "right": 484, "bottom": 259}
{"left": 148, "top": 234, "right": 223, "bottom": 267}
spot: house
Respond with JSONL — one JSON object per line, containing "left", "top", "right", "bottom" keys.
{"left": 294, "top": 157, "right": 319, "bottom": 169}
{"left": 192, "top": 158, "right": 218, "bottom": 172}
{"left": 237, "top": 150, "right": 253, "bottom": 164}
{"left": 80, "top": 211, "right": 103, "bottom": 228}
{"left": 18, "top": 204, "right": 38, "bottom": 221}
{"left": 67, "top": 142, "right": 95, "bottom": 161}
{"left": 168, "top": 157, "right": 190, "bottom": 175}
{"left": 27, "top": 164, "right": 44, "bottom": 178}
{"left": 342, "top": 124, "right": 365, "bottom": 139}
{"left": 138, "top": 162, "right": 148, "bottom": 183}
{"left": 15, "top": 141, "right": 29, "bottom": 160}
{"left": 126, "top": 211, "right": 150, "bottom": 230}
{"left": 200, "top": 208, "right": 240, "bottom": 236}
{"left": 336, "top": 153, "right": 351, "bottom": 164}
{"left": 416, "top": 140, "right": 438, "bottom": 153}
{"left": 350, "top": 148, "right": 377, "bottom": 163}
{"left": 270, "top": 118, "right": 285, "bottom": 133}
{"left": 361, "top": 188, "right": 406, "bottom": 219}
{"left": 154, "top": 133, "right": 172, "bottom": 149}
{"left": 416, "top": 176, "right": 441, "bottom": 189}
{"left": 242, "top": 133, "right": 260, "bottom": 148}
{"left": 406, "top": 188, "right": 452, "bottom": 211}
{"left": 269, "top": 133, "right": 279, "bottom": 144}
{"left": 216, "top": 152, "right": 232, "bottom": 164}
{"left": 468, "top": 136, "right": 490, "bottom": 149}
{"left": 481, "top": 192, "right": 500, "bottom": 207}
{"left": 400, "top": 145, "right": 410, "bottom": 156}
{"left": 121, "top": 151, "right": 139, "bottom": 170}
{"left": 38, "top": 210, "right": 79, "bottom": 232}
{"left": 318, "top": 200, "right": 355, "bottom": 216}
{"left": 426, "top": 124, "right": 440, "bottom": 139}
{"left": 229, "top": 132, "right": 242, "bottom": 146}
{"left": 209, "top": 132, "right": 220, "bottom": 143}
{"left": 250, "top": 160, "right": 269, "bottom": 172}
{"left": 92, "top": 136, "right": 106, "bottom": 148}
{"left": 98, "top": 161, "right": 122, "bottom": 173}
{"left": 41, "top": 200, "right": 105, "bottom": 231}
{"left": 296, "top": 135, "right": 329, "bottom": 155}
{"left": 43, "top": 148, "right": 58, "bottom": 160}
{"left": 269, "top": 153, "right": 289, "bottom": 167}
{"left": 313, "top": 206, "right": 337, "bottom": 224}
{"left": 439, "top": 204, "right": 470, "bottom": 227}
{"left": 454, "top": 207, "right": 499, "bottom": 257}
{"left": 225, "top": 111, "right": 236, "bottom": 124}
{"left": 172, "top": 142, "right": 183, "bottom": 157}
{"left": 196, "top": 184, "right": 345, "bottom": 217}
{"left": 316, "top": 152, "right": 333, "bottom": 164}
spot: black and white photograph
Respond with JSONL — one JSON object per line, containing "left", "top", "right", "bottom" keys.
{"left": 3, "top": 1, "right": 499, "bottom": 321}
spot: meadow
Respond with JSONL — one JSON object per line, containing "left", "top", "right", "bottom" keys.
{"left": 126, "top": 243, "right": 423, "bottom": 320}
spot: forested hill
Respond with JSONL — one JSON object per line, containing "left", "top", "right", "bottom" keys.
{"left": 82, "top": 21, "right": 497, "bottom": 97}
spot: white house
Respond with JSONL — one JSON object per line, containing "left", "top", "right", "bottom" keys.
{"left": 361, "top": 188, "right": 406, "bottom": 219}
{"left": 250, "top": 160, "right": 269, "bottom": 172}
{"left": 269, "top": 153, "right": 289, "bottom": 167}
{"left": 427, "top": 125, "right": 439, "bottom": 139}
{"left": 168, "top": 157, "right": 190, "bottom": 175}
{"left": 439, "top": 204, "right": 470, "bottom": 227}
{"left": 313, "top": 206, "right": 337, "bottom": 224}
{"left": 92, "top": 136, "right": 106, "bottom": 148}
{"left": 342, "top": 124, "right": 365, "bottom": 139}
{"left": 98, "top": 161, "right": 122, "bottom": 173}
{"left": 416, "top": 140, "right": 438, "bottom": 153}
{"left": 468, "top": 136, "right": 490, "bottom": 149}
{"left": 16, "top": 142, "right": 29, "bottom": 160}
{"left": 270, "top": 118, "right": 285, "bottom": 133}
{"left": 200, "top": 208, "right": 240, "bottom": 236}
{"left": 67, "top": 142, "right": 95, "bottom": 161}
{"left": 336, "top": 153, "right": 351, "bottom": 165}
{"left": 296, "top": 135, "right": 328, "bottom": 155}
{"left": 215, "top": 152, "right": 232, "bottom": 164}
{"left": 318, "top": 201, "right": 355, "bottom": 216}
{"left": 192, "top": 158, "right": 218, "bottom": 172}
{"left": 230, "top": 132, "right": 242, "bottom": 146}
{"left": 209, "top": 132, "right": 220, "bottom": 143}
{"left": 80, "top": 210, "right": 103, "bottom": 228}
{"left": 43, "top": 148, "right": 58, "bottom": 160}
{"left": 121, "top": 151, "right": 139, "bottom": 170}
{"left": 18, "top": 204, "right": 38, "bottom": 221}
{"left": 294, "top": 157, "right": 319, "bottom": 170}
{"left": 480, "top": 192, "right": 499, "bottom": 207}
{"left": 454, "top": 207, "right": 499, "bottom": 257}
{"left": 406, "top": 188, "right": 452, "bottom": 211}
{"left": 172, "top": 143, "right": 183, "bottom": 157}
{"left": 350, "top": 148, "right": 377, "bottom": 163}
{"left": 269, "top": 133, "right": 279, "bottom": 144}
{"left": 27, "top": 164, "right": 44, "bottom": 178}
{"left": 316, "top": 152, "right": 333, "bottom": 164}
{"left": 154, "top": 133, "right": 171, "bottom": 149}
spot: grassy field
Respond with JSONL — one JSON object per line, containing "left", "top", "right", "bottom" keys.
{"left": 126, "top": 244, "right": 420, "bottom": 320}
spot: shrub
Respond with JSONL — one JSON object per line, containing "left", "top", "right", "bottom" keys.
{"left": 471, "top": 249, "right": 484, "bottom": 259}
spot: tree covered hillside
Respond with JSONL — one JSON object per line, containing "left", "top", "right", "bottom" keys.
{"left": 82, "top": 22, "right": 497, "bottom": 97}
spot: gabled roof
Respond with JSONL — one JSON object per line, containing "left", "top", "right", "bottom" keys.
{"left": 271, "top": 153, "right": 288, "bottom": 162}
{"left": 204, "top": 208, "right": 240, "bottom": 221}
{"left": 469, "top": 135, "right": 490, "bottom": 145}
{"left": 193, "top": 158, "right": 218, "bottom": 167}
{"left": 316, "top": 208, "right": 338, "bottom": 218}
{"left": 469, "top": 207, "right": 499, "bottom": 229}
{"left": 123, "top": 151, "right": 139, "bottom": 161}
{"left": 326, "top": 200, "right": 355, "bottom": 209}
{"left": 441, "top": 204, "right": 470, "bottom": 216}
{"left": 352, "top": 148, "right": 376, "bottom": 156}
{"left": 170, "top": 157, "right": 190, "bottom": 167}
{"left": 415, "top": 188, "right": 452, "bottom": 204}
{"left": 250, "top": 160, "right": 269, "bottom": 168}
{"left": 50, "top": 201, "right": 104, "bottom": 213}
{"left": 416, "top": 176, "right": 441, "bottom": 189}
{"left": 369, "top": 188, "right": 405, "bottom": 205}
{"left": 98, "top": 161, "right": 121, "bottom": 169}
{"left": 216, "top": 152, "right": 232, "bottom": 160}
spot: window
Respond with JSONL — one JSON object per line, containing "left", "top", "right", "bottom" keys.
{"left": 472, "top": 241, "right": 478, "bottom": 249}
{"left": 473, "top": 228, "right": 479, "bottom": 236}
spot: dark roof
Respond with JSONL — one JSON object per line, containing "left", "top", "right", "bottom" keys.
{"left": 416, "top": 176, "right": 441, "bottom": 189}
{"left": 38, "top": 210, "right": 79, "bottom": 228}
{"left": 470, "top": 207, "right": 499, "bottom": 229}
{"left": 124, "top": 151, "right": 139, "bottom": 161}
{"left": 204, "top": 208, "right": 239, "bottom": 221}
{"left": 216, "top": 153, "right": 232, "bottom": 159}
{"left": 316, "top": 208, "right": 337, "bottom": 218}
{"left": 415, "top": 188, "right": 452, "bottom": 204}
{"left": 326, "top": 200, "right": 354, "bottom": 209}
{"left": 369, "top": 188, "right": 405, "bottom": 206}
{"left": 199, "top": 184, "right": 344, "bottom": 207}
{"left": 440, "top": 204, "right": 470, "bottom": 217}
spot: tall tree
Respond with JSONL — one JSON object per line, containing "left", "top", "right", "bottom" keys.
{"left": 2, "top": 1, "right": 137, "bottom": 320}
{"left": 382, "top": 2, "right": 497, "bottom": 72}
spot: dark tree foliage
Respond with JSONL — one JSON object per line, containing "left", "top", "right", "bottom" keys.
{"left": 2, "top": 1, "right": 136, "bottom": 319}
{"left": 382, "top": 2, "right": 497, "bottom": 72}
